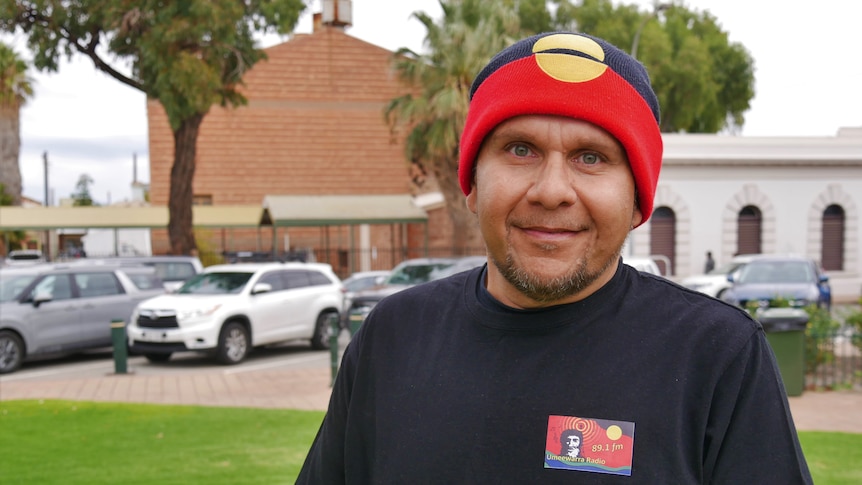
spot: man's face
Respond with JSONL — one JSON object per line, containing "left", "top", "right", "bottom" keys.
{"left": 466, "top": 115, "right": 642, "bottom": 309}
{"left": 564, "top": 433, "right": 581, "bottom": 457}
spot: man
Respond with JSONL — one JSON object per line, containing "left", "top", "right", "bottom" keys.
{"left": 297, "top": 32, "right": 812, "bottom": 483}
{"left": 705, "top": 251, "right": 716, "bottom": 273}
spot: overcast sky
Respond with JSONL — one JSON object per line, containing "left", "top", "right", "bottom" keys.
{"left": 6, "top": 0, "right": 861, "bottom": 205}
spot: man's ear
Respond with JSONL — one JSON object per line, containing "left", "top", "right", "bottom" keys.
{"left": 466, "top": 185, "right": 478, "bottom": 214}
{"left": 630, "top": 205, "right": 643, "bottom": 229}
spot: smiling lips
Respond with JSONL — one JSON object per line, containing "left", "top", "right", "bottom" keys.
{"left": 519, "top": 225, "right": 583, "bottom": 242}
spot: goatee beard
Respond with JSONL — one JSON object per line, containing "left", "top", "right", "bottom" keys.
{"left": 491, "top": 248, "right": 621, "bottom": 304}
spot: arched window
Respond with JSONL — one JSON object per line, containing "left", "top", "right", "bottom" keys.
{"left": 821, "top": 204, "right": 845, "bottom": 271}
{"left": 650, "top": 206, "right": 676, "bottom": 276}
{"left": 737, "top": 205, "right": 762, "bottom": 255}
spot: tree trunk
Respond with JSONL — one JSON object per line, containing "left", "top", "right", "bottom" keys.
{"left": 168, "top": 113, "right": 204, "bottom": 255}
{"left": 433, "top": 156, "right": 483, "bottom": 256}
{"left": 0, "top": 104, "right": 23, "bottom": 205}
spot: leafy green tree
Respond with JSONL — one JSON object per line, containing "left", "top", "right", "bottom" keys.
{"left": 569, "top": 0, "right": 754, "bottom": 133}
{"left": 0, "top": 0, "right": 306, "bottom": 255}
{"left": 0, "top": 41, "right": 32, "bottom": 206}
{"left": 70, "top": 173, "right": 95, "bottom": 206}
{"left": 386, "top": 0, "right": 521, "bottom": 252}
{"left": 389, "top": 0, "right": 754, "bottom": 251}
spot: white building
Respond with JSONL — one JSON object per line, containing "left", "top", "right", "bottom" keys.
{"left": 628, "top": 127, "right": 862, "bottom": 303}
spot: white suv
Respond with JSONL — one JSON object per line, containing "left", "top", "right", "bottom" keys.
{"left": 128, "top": 262, "right": 343, "bottom": 365}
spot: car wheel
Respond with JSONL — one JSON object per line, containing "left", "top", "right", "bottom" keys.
{"left": 310, "top": 312, "right": 335, "bottom": 351}
{"left": 0, "top": 331, "right": 24, "bottom": 374}
{"left": 216, "top": 321, "right": 249, "bottom": 365}
{"left": 144, "top": 353, "right": 172, "bottom": 363}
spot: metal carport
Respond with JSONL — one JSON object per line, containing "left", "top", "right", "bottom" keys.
{"left": 0, "top": 205, "right": 268, "bottom": 258}
{"left": 260, "top": 195, "right": 429, "bottom": 271}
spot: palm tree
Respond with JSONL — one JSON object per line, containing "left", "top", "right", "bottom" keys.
{"left": 385, "top": 0, "right": 521, "bottom": 254}
{"left": 0, "top": 42, "right": 32, "bottom": 207}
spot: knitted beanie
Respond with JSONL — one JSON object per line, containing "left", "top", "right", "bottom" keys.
{"left": 458, "top": 32, "right": 663, "bottom": 226}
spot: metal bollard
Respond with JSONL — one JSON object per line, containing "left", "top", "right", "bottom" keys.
{"left": 349, "top": 312, "right": 364, "bottom": 337}
{"left": 329, "top": 313, "right": 341, "bottom": 387}
{"left": 110, "top": 319, "right": 128, "bottom": 374}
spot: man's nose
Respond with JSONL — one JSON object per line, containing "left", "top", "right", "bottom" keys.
{"left": 526, "top": 156, "right": 578, "bottom": 209}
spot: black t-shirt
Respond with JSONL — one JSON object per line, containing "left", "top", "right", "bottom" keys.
{"left": 297, "top": 262, "right": 812, "bottom": 484}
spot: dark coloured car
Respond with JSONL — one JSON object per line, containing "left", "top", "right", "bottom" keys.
{"left": 339, "top": 270, "right": 391, "bottom": 327}
{"left": 721, "top": 255, "right": 831, "bottom": 311}
{"left": 346, "top": 256, "right": 487, "bottom": 324}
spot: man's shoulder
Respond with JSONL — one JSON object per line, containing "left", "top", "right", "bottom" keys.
{"left": 625, "top": 269, "right": 759, "bottom": 333}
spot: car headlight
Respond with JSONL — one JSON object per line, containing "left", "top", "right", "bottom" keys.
{"left": 177, "top": 304, "right": 222, "bottom": 322}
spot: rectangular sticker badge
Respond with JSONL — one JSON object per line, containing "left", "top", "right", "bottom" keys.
{"left": 544, "top": 415, "right": 635, "bottom": 476}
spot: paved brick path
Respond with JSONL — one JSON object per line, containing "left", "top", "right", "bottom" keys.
{"left": 1, "top": 366, "right": 860, "bottom": 433}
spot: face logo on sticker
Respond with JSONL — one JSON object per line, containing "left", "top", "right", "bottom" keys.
{"left": 531, "top": 33, "right": 608, "bottom": 83}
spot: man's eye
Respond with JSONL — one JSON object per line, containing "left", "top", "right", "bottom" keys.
{"left": 509, "top": 144, "right": 532, "bottom": 157}
{"left": 582, "top": 153, "right": 600, "bottom": 165}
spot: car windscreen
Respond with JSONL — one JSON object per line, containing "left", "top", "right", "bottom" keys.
{"left": 386, "top": 263, "right": 455, "bottom": 285}
{"left": 737, "top": 261, "right": 813, "bottom": 285}
{"left": 709, "top": 262, "right": 743, "bottom": 275}
{"left": 123, "top": 272, "right": 165, "bottom": 291}
{"left": 344, "top": 274, "right": 387, "bottom": 292}
{"left": 0, "top": 273, "right": 41, "bottom": 302}
{"left": 177, "top": 272, "right": 253, "bottom": 295}
{"left": 147, "top": 262, "right": 198, "bottom": 282}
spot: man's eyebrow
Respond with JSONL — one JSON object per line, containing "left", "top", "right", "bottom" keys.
{"left": 488, "top": 125, "right": 626, "bottom": 156}
{"left": 485, "top": 126, "right": 533, "bottom": 143}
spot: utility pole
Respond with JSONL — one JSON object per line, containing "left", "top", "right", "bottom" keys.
{"left": 43, "top": 151, "right": 51, "bottom": 261}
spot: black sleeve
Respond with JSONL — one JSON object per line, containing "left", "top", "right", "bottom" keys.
{"left": 295, "top": 340, "right": 357, "bottom": 484}
{"left": 703, "top": 328, "right": 813, "bottom": 484}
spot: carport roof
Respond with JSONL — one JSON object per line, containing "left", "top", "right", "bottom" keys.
{"left": 0, "top": 205, "right": 267, "bottom": 230}
{"left": 0, "top": 195, "right": 429, "bottom": 230}
{"left": 261, "top": 194, "right": 427, "bottom": 226}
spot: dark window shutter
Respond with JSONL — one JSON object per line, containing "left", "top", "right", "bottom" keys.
{"left": 650, "top": 207, "right": 676, "bottom": 276}
{"left": 737, "top": 206, "right": 762, "bottom": 255}
{"left": 821, "top": 205, "right": 845, "bottom": 271}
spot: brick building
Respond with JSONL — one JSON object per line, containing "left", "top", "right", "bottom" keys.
{"left": 146, "top": 19, "right": 455, "bottom": 276}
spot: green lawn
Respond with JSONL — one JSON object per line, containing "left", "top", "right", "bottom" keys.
{"left": 0, "top": 400, "right": 323, "bottom": 484}
{"left": 1, "top": 400, "right": 859, "bottom": 484}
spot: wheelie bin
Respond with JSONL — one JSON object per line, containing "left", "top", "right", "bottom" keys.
{"left": 758, "top": 308, "right": 808, "bottom": 396}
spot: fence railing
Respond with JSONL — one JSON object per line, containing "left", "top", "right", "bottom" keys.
{"left": 806, "top": 328, "right": 862, "bottom": 391}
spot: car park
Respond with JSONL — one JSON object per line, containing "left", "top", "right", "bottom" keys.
{"left": 681, "top": 254, "right": 761, "bottom": 298}
{"left": 345, "top": 256, "right": 487, "bottom": 323}
{"left": 87, "top": 255, "right": 203, "bottom": 291}
{"left": 0, "top": 264, "right": 166, "bottom": 374}
{"left": 721, "top": 255, "right": 831, "bottom": 310}
{"left": 127, "top": 262, "right": 343, "bottom": 365}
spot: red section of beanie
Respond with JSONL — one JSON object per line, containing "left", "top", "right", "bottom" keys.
{"left": 458, "top": 56, "right": 662, "bottom": 226}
